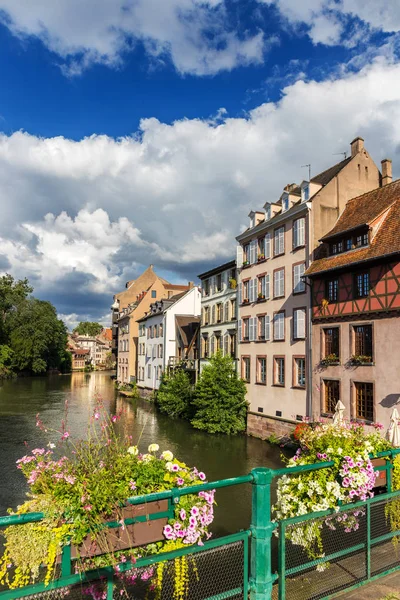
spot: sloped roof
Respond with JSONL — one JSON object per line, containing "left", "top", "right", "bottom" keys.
{"left": 321, "top": 178, "right": 400, "bottom": 240}
{"left": 176, "top": 316, "right": 200, "bottom": 347}
{"left": 306, "top": 193, "right": 400, "bottom": 276}
{"left": 311, "top": 157, "right": 351, "bottom": 187}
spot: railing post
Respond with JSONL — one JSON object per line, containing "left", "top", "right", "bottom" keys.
{"left": 250, "top": 467, "right": 275, "bottom": 600}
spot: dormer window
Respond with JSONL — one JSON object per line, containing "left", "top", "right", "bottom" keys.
{"left": 265, "top": 205, "right": 271, "bottom": 220}
{"left": 329, "top": 228, "right": 369, "bottom": 256}
{"left": 282, "top": 194, "right": 289, "bottom": 212}
{"left": 302, "top": 185, "right": 310, "bottom": 202}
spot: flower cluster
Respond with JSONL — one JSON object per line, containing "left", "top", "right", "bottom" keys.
{"left": 274, "top": 420, "right": 393, "bottom": 562}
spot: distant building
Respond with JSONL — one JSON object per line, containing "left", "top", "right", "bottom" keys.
{"left": 306, "top": 164, "right": 400, "bottom": 430}
{"left": 198, "top": 260, "right": 237, "bottom": 370}
{"left": 71, "top": 348, "right": 90, "bottom": 370}
{"left": 235, "top": 137, "right": 382, "bottom": 438}
{"left": 111, "top": 265, "right": 190, "bottom": 383}
{"left": 137, "top": 286, "right": 201, "bottom": 391}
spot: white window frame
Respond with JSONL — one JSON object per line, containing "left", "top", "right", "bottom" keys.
{"left": 273, "top": 312, "right": 285, "bottom": 341}
{"left": 274, "top": 269, "right": 285, "bottom": 298}
{"left": 293, "top": 308, "right": 306, "bottom": 340}
{"left": 274, "top": 226, "right": 285, "bottom": 256}
{"left": 293, "top": 217, "right": 305, "bottom": 248}
{"left": 293, "top": 263, "right": 306, "bottom": 294}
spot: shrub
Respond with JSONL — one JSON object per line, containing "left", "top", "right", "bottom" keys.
{"left": 156, "top": 370, "right": 193, "bottom": 418}
{"left": 191, "top": 352, "right": 248, "bottom": 435}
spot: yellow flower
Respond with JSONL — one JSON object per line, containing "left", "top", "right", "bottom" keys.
{"left": 148, "top": 443, "right": 160, "bottom": 453}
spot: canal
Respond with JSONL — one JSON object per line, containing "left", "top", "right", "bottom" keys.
{"left": 0, "top": 371, "right": 284, "bottom": 537}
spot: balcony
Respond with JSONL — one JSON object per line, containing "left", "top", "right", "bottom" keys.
{"left": 168, "top": 357, "right": 199, "bottom": 371}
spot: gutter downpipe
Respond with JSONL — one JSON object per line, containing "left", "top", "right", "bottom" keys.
{"left": 305, "top": 201, "right": 313, "bottom": 420}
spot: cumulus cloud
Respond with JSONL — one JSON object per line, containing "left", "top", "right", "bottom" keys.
{"left": 0, "top": 0, "right": 267, "bottom": 75}
{"left": 2, "top": 58, "right": 400, "bottom": 322}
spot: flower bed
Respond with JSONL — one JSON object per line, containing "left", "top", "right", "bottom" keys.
{"left": 274, "top": 421, "right": 393, "bottom": 565}
{"left": 0, "top": 403, "right": 215, "bottom": 599}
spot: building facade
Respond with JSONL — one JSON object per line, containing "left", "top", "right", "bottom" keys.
{"left": 137, "top": 287, "right": 201, "bottom": 391}
{"left": 112, "top": 265, "right": 190, "bottom": 383}
{"left": 306, "top": 167, "right": 400, "bottom": 430}
{"left": 198, "top": 260, "right": 238, "bottom": 370}
{"left": 236, "top": 137, "right": 381, "bottom": 439}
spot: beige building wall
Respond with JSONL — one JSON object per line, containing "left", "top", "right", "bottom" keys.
{"left": 312, "top": 316, "right": 400, "bottom": 431}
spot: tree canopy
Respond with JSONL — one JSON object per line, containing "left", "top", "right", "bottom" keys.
{"left": 0, "top": 274, "right": 69, "bottom": 376}
{"left": 73, "top": 321, "right": 103, "bottom": 337}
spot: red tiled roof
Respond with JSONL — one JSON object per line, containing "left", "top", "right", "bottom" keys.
{"left": 73, "top": 349, "right": 90, "bottom": 355}
{"left": 306, "top": 192, "right": 400, "bottom": 276}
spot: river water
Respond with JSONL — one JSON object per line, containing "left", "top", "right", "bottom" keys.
{"left": 0, "top": 371, "right": 284, "bottom": 536}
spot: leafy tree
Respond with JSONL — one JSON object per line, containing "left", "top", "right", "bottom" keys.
{"left": 9, "top": 298, "right": 68, "bottom": 374}
{"left": 0, "top": 345, "right": 14, "bottom": 378}
{"left": 105, "top": 352, "right": 116, "bottom": 369}
{"left": 191, "top": 351, "right": 248, "bottom": 435}
{"left": 156, "top": 369, "right": 193, "bottom": 418}
{"left": 0, "top": 274, "right": 32, "bottom": 344}
{"left": 73, "top": 321, "right": 103, "bottom": 337}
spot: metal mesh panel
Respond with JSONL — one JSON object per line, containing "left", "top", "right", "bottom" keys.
{"left": 19, "top": 540, "right": 246, "bottom": 600}
{"left": 371, "top": 497, "right": 400, "bottom": 577}
{"left": 277, "top": 509, "right": 367, "bottom": 600}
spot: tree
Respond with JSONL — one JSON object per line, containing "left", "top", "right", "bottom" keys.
{"left": 0, "top": 274, "right": 32, "bottom": 344}
{"left": 191, "top": 352, "right": 248, "bottom": 435}
{"left": 9, "top": 298, "right": 68, "bottom": 374}
{"left": 105, "top": 352, "right": 116, "bottom": 369}
{"left": 156, "top": 369, "right": 193, "bottom": 418}
{"left": 0, "top": 345, "right": 14, "bottom": 378}
{"left": 73, "top": 321, "right": 103, "bottom": 337}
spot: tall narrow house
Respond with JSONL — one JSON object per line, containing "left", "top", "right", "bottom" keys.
{"left": 236, "top": 137, "right": 381, "bottom": 438}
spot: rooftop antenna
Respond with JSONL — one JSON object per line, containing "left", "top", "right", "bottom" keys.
{"left": 301, "top": 164, "right": 311, "bottom": 181}
{"left": 333, "top": 151, "right": 347, "bottom": 160}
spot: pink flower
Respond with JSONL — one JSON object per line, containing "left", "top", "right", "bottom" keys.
{"left": 129, "top": 480, "right": 136, "bottom": 491}
{"left": 83, "top": 504, "right": 93, "bottom": 511}
{"left": 111, "top": 415, "right": 117, "bottom": 423}
{"left": 171, "top": 464, "right": 179, "bottom": 472}
{"left": 94, "top": 413, "right": 100, "bottom": 420}
{"left": 176, "top": 478, "right": 184, "bottom": 486}
{"left": 61, "top": 432, "right": 70, "bottom": 440}
{"left": 198, "top": 472, "right": 206, "bottom": 481}
{"left": 179, "top": 509, "right": 186, "bottom": 520}
{"left": 191, "top": 506, "right": 200, "bottom": 517}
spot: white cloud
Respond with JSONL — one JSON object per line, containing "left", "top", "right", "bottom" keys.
{"left": 0, "top": 0, "right": 267, "bottom": 75}
{"left": 3, "top": 58, "right": 400, "bottom": 321}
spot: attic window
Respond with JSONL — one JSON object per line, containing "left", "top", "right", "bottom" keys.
{"left": 302, "top": 185, "right": 309, "bottom": 202}
{"left": 282, "top": 195, "right": 289, "bottom": 212}
{"left": 265, "top": 205, "right": 271, "bottom": 220}
{"left": 329, "top": 229, "right": 369, "bottom": 256}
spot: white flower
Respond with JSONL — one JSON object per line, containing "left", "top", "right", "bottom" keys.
{"left": 165, "top": 461, "right": 174, "bottom": 471}
{"left": 127, "top": 446, "right": 139, "bottom": 456}
{"left": 161, "top": 450, "right": 173, "bottom": 461}
{"left": 142, "top": 454, "right": 154, "bottom": 463}
{"left": 148, "top": 443, "right": 159, "bottom": 453}
{"left": 47, "top": 442, "right": 56, "bottom": 449}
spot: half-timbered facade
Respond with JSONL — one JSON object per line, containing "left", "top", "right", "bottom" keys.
{"left": 236, "top": 137, "right": 381, "bottom": 438}
{"left": 306, "top": 170, "right": 400, "bottom": 429}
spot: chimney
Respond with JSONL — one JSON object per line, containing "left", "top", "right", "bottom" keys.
{"left": 350, "top": 136, "right": 364, "bottom": 157}
{"left": 188, "top": 281, "right": 194, "bottom": 289}
{"left": 381, "top": 158, "right": 393, "bottom": 186}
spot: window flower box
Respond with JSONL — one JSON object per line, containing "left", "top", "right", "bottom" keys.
{"left": 257, "top": 254, "right": 265, "bottom": 262}
{"left": 257, "top": 294, "right": 265, "bottom": 301}
{"left": 242, "top": 261, "right": 250, "bottom": 268}
{"left": 242, "top": 298, "right": 250, "bottom": 305}
{"left": 350, "top": 355, "right": 373, "bottom": 365}
{"left": 320, "top": 354, "right": 340, "bottom": 367}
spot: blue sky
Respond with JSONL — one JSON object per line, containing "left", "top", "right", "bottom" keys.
{"left": 0, "top": 0, "right": 400, "bottom": 328}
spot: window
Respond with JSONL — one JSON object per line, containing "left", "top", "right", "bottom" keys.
{"left": 274, "top": 357, "right": 285, "bottom": 386}
{"left": 230, "top": 298, "right": 236, "bottom": 320}
{"left": 293, "top": 263, "right": 305, "bottom": 294}
{"left": 293, "top": 218, "right": 305, "bottom": 248}
{"left": 216, "top": 303, "right": 223, "bottom": 323}
{"left": 294, "top": 357, "right": 306, "bottom": 387}
{"left": 355, "top": 272, "right": 370, "bottom": 298}
{"left": 273, "top": 312, "right": 285, "bottom": 341}
{"left": 243, "top": 318, "right": 250, "bottom": 341}
{"left": 147, "top": 364, "right": 151, "bottom": 379}
{"left": 230, "top": 333, "right": 236, "bottom": 358}
{"left": 355, "top": 382, "right": 374, "bottom": 421}
{"left": 293, "top": 308, "right": 306, "bottom": 339}
{"left": 353, "top": 325, "right": 373, "bottom": 361}
{"left": 324, "top": 327, "right": 340, "bottom": 360}
{"left": 203, "top": 279, "right": 210, "bottom": 296}
{"left": 331, "top": 241, "right": 343, "bottom": 255}
{"left": 216, "top": 273, "right": 222, "bottom": 291}
{"left": 265, "top": 233, "right": 271, "bottom": 258}
{"left": 274, "top": 268, "right": 285, "bottom": 298}
{"left": 303, "top": 185, "right": 309, "bottom": 202}
{"left": 258, "top": 275, "right": 266, "bottom": 299}
{"left": 243, "top": 243, "right": 250, "bottom": 265}
{"left": 215, "top": 335, "right": 222, "bottom": 352}
{"left": 282, "top": 195, "right": 289, "bottom": 212}
{"left": 265, "top": 205, "right": 271, "bottom": 220}
{"left": 211, "top": 305, "right": 216, "bottom": 324}
{"left": 151, "top": 290, "right": 156, "bottom": 298}
{"left": 258, "top": 237, "right": 265, "bottom": 259}
{"left": 257, "top": 357, "right": 267, "bottom": 384}
{"left": 202, "top": 336, "right": 209, "bottom": 358}
{"left": 324, "top": 380, "right": 340, "bottom": 413}
{"left": 274, "top": 226, "right": 285, "bottom": 256}
{"left": 326, "top": 279, "right": 339, "bottom": 302}
{"left": 243, "top": 280, "right": 250, "bottom": 302}
{"left": 355, "top": 232, "right": 368, "bottom": 247}
{"left": 224, "top": 301, "right": 229, "bottom": 322}
{"left": 258, "top": 315, "right": 266, "bottom": 340}
{"left": 159, "top": 344, "right": 163, "bottom": 359}
{"left": 204, "top": 306, "right": 210, "bottom": 325}
{"left": 242, "top": 357, "right": 250, "bottom": 382}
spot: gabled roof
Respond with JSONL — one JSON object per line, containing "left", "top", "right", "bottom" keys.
{"left": 175, "top": 316, "right": 200, "bottom": 347}
{"left": 198, "top": 259, "right": 236, "bottom": 280}
{"left": 311, "top": 157, "right": 351, "bottom": 187}
{"left": 306, "top": 183, "right": 400, "bottom": 276}
{"left": 321, "top": 178, "right": 400, "bottom": 240}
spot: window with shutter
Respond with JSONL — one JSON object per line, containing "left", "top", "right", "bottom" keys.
{"left": 293, "top": 217, "right": 305, "bottom": 248}
{"left": 293, "top": 263, "right": 306, "bottom": 294}
{"left": 265, "top": 316, "right": 270, "bottom": 340}
{"left": 250, "top": 240, "right": 257, "bottom": 264}
{"left": 236, "top": 244, "right": 243, "bottom": 268}
{"left": 274, "top": 269, "right": 285, "bottom": 298}
{"left": 224, "top": 334, "right": 229, "bottom": 356}
{"left": 265, "top": 274, "right": 270, "bottom": 299}
{"left": 238, "top": 283, "right": 243, "bottom": 305}
{"left": 293, "top": 308, "right": 306, "bottom": 339}
{"left": 210, "top": 335, "right": 215, "bottom": 355}
{"left": 212, "top": 305, "right": 216, "bottom": 324}
{"left": 224, "top": 301, "right": 229, "bottom": 322}
{"left": 238, "top": 319, "right": 242, "bottom": 343}
{"left": 265, "top": 233, "right": 271, "bottom": 258}
{"left": 274, "top": 226, "right": 285, "bottom": 256}
{"left": 273, "top": 312, "right": 285, "bottom": 340}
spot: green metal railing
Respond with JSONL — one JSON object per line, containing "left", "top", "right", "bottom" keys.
{"left": 2, "top": 451, "right": 400, "bottom": 600}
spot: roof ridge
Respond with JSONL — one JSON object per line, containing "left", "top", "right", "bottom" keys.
{"left": 311, "top": 156, "right": 350, "bottom": 183}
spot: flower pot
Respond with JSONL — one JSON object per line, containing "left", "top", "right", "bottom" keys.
{"left": 371, "top": 458, "right": 387, "bottom": 488}
{"left": 71, "top": 500, "right": 168, "bottom": 558}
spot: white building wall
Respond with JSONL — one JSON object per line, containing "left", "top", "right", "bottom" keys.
{"left": 164, "top": 287, "right": 201, "bottom": 367}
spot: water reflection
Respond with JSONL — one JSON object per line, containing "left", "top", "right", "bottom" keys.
{"left": 0, "top": 372, "right": 284, "bottom": 535}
